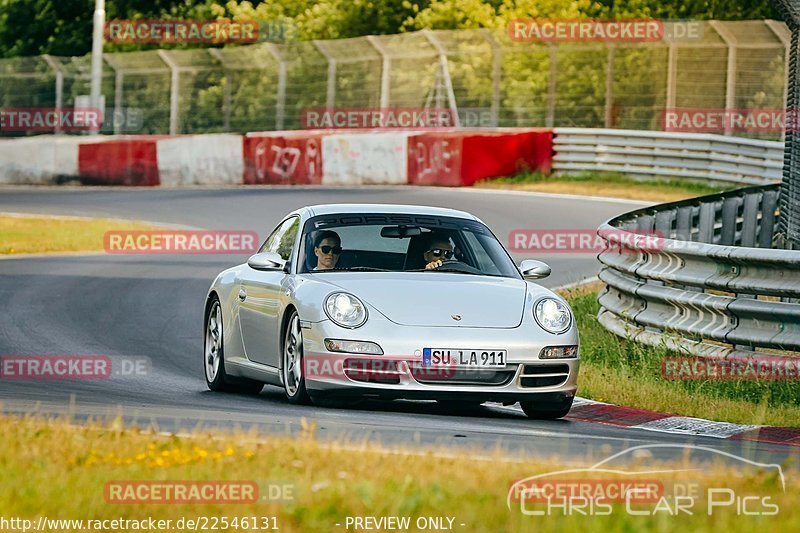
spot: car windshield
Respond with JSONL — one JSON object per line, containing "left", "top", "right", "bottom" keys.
{"left": 299, "top": 213, "right": 521, "bottom": 278}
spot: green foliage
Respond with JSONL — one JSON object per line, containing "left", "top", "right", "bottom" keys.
{"left": 0, "top": 0, "right": 782, "bottom": 59}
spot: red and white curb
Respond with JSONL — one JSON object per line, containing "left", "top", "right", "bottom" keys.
{"left": 565, "top": 397, "right": 800, "bottom": 447}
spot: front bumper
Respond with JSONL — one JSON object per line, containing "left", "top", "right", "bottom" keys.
{"left": 300, "top": 315, "right": 580, "bottom": 402}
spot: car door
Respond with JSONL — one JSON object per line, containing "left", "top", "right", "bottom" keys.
{"left": 238, "top": 216, "right": 300, "bottom": 367}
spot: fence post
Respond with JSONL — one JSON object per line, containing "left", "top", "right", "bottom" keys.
{"left": 207, "top": 49, "right": 231, "bottom": 131}
{"left": 104, "top": 55, "right": 124, "bottom": 135}
{"left": 710, "top": 21, "right": 737, "bottom": 136}
{"left": 546, "top": 44, "right": 557, "bottom": 127}
{"left": 605, "top": 44, "right": 615, "bottom": 128}
{"left": 367, "top": 36, "right": 391, "bottom": 108}
{"left": 157, "top": 50, "right": 180, "bottom": 135}
{"left": 480, "top": 29, "right": 501, "bottom": 128}
{"left": 765, "top": 19, "right": 792, "bottom": 143}
{"left": 265, "top": 44, "right": 286, "bottom": 130}
{"left": 423, "top": 30, "right": 460, "bottom": 127}
{"left": 666, "top": 42, "right": 677, "bottom": 111}
{"left": 313, "top": 40, "right": 337, "bottom": 111}
{"left": 41, "top": 55, "right": 64, "bottom": 135}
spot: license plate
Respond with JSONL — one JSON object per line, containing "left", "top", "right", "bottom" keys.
{"left": 422, "top": 348, "right": 506, "bottom": 368}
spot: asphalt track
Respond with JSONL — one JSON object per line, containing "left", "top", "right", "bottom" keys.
{"left": 1, "top": 186, "right": 797, "bottom": 466}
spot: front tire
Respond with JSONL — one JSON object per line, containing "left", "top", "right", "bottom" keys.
{"left": 204, "top": 296, "right": 263, "bottom": 394}
{"left": 282, "top": 310, "right": 310, "bottom": 404}
{"left": 520, "top": 398, "right": 573, "bottom": 420}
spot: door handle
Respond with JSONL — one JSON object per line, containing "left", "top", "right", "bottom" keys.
{"left": 238, "top": 288, "right": 247, "bottom": 301}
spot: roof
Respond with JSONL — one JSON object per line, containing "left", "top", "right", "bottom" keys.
{"left": 304, "top": 203, "right": 478, "bottom": 220}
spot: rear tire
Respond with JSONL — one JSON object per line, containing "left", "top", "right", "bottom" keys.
{"left": 204, "top": 296, "right": 263, "bottom": 394}
{"left": 520, "top": 398, "right": 573, "bottom": 420}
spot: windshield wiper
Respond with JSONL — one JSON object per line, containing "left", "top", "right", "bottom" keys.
{"left": 428, "top": 267, "right": 477, "bottom": 274}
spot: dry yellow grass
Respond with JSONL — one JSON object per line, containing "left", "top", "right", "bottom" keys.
{"left": 0, "top": 213, "right": 159, "bottom": 254}
{"left": 1, "top": 414, "right": 797, "bottom": 532}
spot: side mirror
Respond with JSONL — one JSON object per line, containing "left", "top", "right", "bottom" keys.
{"left": 247, "top": 252, "right": 286, "bottom": 271}
{"left": 519, "top": 259, "right": 551, "bottom": 280}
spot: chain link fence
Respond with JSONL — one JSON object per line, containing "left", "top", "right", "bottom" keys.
{"left": 0, "top": 21, "right": 790, "bottom": 139}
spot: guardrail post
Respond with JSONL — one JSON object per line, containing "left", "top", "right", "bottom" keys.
{"left": 720, "top": 196, "right": 741, "bottom": 245}
{"left": 697, "top": 203, "right": 717, "bottom": 243}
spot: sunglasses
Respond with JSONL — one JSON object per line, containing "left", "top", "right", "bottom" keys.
{"left": 427, "top": 248, "right": 454, "bottom": 259}
{"left": 318, "top": 245, "right": 342, "bottom": 255}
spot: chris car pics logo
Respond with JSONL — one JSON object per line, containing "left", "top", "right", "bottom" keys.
{"left": 507, "top": 444, "right": 785, "bottom": 517}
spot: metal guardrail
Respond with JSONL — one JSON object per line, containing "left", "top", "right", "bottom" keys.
{"left": 596, "top": 183, "right": 800, "bottom": 359}
{"left": 553, "top": 128, "right": 784, "bottom": 185}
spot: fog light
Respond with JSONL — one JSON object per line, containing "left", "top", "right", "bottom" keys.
{"left": 539, "top": 345, "right": 578, "bottom": 359}
{"left": 324, "top": 339, "right": 383, "bottom": 355}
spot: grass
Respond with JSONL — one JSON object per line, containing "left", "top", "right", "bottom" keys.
{"left": 0, "top": 213, "right": 159, "bottom": 254}
{"left": 1, "top": 414, "right": 797, "bottom": 532}
{"left": 476, "top": 171, "right": 732, "bottom": 202}
{"left": 560, "top": 283, "right": 800, "bottom": 428}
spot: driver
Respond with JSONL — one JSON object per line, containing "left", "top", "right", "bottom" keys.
{"left": 313, "top": 230, "right": 342, "bottom": 270}
{"left": 423, "top": 233, "right": 455, "bottom": 270}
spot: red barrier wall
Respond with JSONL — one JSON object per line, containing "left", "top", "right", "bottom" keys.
{"left": 77, "top": 138, "right": 160, "bottom": 186}
{"left": 407, "top": 129, "right": 553, "bottom": 186}
{"left": 243, "top": 132, "right": 324, "bottom": 185}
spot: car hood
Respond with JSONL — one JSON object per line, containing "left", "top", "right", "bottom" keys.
{"left": 321, "top": 273, "right": 527, "bottom": 328}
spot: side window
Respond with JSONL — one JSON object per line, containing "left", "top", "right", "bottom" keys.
{"left": 259, "top": 217, "right": 300, "bottom": 261}
{"left": 462, "top": 231, "right": 501, "bottom": 275}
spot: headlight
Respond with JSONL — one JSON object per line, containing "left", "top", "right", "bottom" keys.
{"left": 534, "top": 298, "right": 572, "bottom": 334}
{"left": 324, "top": 292, "right": 368, "bottom": 328}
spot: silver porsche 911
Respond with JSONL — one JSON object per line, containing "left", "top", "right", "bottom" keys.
{"left": 204, "top": 204, "right": 579, "bottom": 419}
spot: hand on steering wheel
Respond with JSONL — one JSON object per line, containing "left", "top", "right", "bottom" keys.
{"left": 425, "top": 258, "right": 457, "bottom": 270}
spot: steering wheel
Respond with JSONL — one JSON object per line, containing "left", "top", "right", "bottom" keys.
{"left": 427, "top": 258, "right": 482, "bottom": 274}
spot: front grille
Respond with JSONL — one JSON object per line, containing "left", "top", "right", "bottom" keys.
{"left": 519, "top": 364, "right": 570, "bottom": 388}
{"left": 343, "top": 358, "right": 401, "bottom": 385}
{"left": 410, "top": 363, "right": 515, "bottom": 386}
